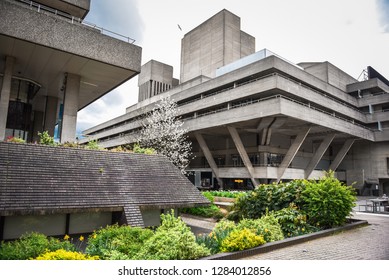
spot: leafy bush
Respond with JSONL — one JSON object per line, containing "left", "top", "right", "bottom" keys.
{"left": 220, "top": 228, "right": 266, "bottom": 252}
{"left": 38, "top": 131, "right": 56, "bottom": 146}
{"left": 6, "top": 136, "right": 26, "bottom": 143}
{"left": 34, "top": 249, "right": 99, "bottom": 260}
{"left": 132, "top": 143, "right": 155, "bottom": 155}
{"left": 196, "top": 220, "right": 236, "bottom": 254}
{"left": 301, "top": 171, "right": 356, "bottom": 229}
{"left": 230, "top": 180, "right": 306, "bottom": 221}
{"left": 85, "top": 225, "right": 153, "bottom": 260}
{"left": 236, "top": 215, "right": 284, "bottom": 243}
{"left": 134, "top": 211, "right": 210, "bottom": 260}
{"left": 206, "top": 191, "right": 245, "bottom": 199}
{"left": 85, "top": 140, "right": 104, "bottom": 150}
{"left": 0, "top": 232, "right": 75, "bottom": 260}
{"left": 181, "top": 191, "right": 224, "bottom": 219}
{"left": 181, "top": 204, "right": 224, "bottom": 219}
{"left": 271, "top": 204, "right": 318, "bottom": 237}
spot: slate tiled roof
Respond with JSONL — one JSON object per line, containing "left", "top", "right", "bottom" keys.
{"left": 0, "top": 142, "right": 209, "bottom": 227}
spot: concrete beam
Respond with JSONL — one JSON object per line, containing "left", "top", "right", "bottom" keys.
{"left": 194, "top": 133, "right": 223, "bottom": 188}
{"left": 305, "top": 133, "right": 335, "bottom": 178}
{"left": 277, "top": 126, "right": 311, "bottom": 182}
{"left": 329, "top": 138, "right": 355, "bottom": 171}
{"left": 227, "top": 126, "right": 259, "bottom": 187}
{"left": 0, "top": 56, "right": 14, "bottom": 140}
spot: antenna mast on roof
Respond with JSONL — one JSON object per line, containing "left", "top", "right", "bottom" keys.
{"left": 357, "top": 68, "right": 368, "bottom": 81}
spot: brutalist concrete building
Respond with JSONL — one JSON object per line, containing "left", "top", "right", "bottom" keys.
{"left": 0, "top": 0, "right": 141, "bottom": 143}
{"left": 82, "top": 9, "right": 389, "bottom": 195}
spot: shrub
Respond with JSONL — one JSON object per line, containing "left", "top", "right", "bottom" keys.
{"left": 196, "top": 220, "right": 236, "bottom": 254}
{"left": 206, "top": 191, "right": 245, "bottom": 199}
{"left": 132, "top": 143, "right": 155, "bottom": 155}
{"left": 85, "top": 140, "right": 104, "bottom": 150}
{"left": 38, "top": 131, "right": 56, "bottom": 146}
{"left": 181, "top": 191, "right": 224, "bottom": 219}
{"left": 301, "top": 171, "right": 356, "bottom": 229}
{"left": 0, "top": 232, "right": 75, "bottom": 260}
{"left": 85, "top": 225, "right": 153, "bottom": 260}
{"left": 271, "top": 204, "right": 318, "bottom": 237}
{"left": 230, "top": 180, "right": 306, "bottom": 221}
{"left": 220, "top": 228, "right": 266, "bottom": 252}
{"left": 236, "top": 214, "right": 284, "bottom": 243}
{"left": 6, "top": 136, "right": 26, "bottom": 143}
{"left": 134, "top": 211, "right": 210, "bottom": 260}
{"left": 181, "top": 204, "right": 224, "bottom": 219}
{"left": 34, "top": 249, "right": 99, "bottom": 260}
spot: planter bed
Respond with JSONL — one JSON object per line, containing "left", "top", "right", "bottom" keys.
{"left": 201, "top": 218, "right": 368, "bottom": 260}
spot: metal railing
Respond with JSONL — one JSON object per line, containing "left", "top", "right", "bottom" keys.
{"left": 17, "top": 0, "right": 136, "bottom": 43}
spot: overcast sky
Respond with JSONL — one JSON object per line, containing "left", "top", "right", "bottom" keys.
{"left": 76, "top": 0, "right": 389, "bottom": 136}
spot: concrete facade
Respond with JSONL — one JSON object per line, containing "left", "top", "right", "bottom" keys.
{"left": 0, "top": 0, "right": 141, "bottom": 142}
{"left": 180, "top": 9, "right": 255, "bottom": 83}
{"left": 82, "top": 9, "right": 389, "bottom": 195}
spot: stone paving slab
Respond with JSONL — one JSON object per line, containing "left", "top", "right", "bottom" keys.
{"left": 242, "top": 212, "right": 389, "bottom": 260}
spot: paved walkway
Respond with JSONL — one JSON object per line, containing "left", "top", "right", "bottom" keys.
{"left": 182, "top": 197, "right": 389, "bottom": 260}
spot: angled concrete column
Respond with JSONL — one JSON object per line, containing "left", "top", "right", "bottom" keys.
{"left": 277, "top": 127, "right": 311, "bottom": 182}
{"left": 43, "top": 96, "right": 58, "bottom": 137}
{"left": 0, "top": 56, "right": 14, "bottom": 140}
{"left": 194, "top": 133, "right": 223, "bottom": 188}
{"left": 305, "top": 133, "right": 335, "bottom": 178}
{"left": 61, "top": 73, "right": 80, "bottom": 143}
{"left": 329, "top": 138, "right": 355, "bottom": 171}
{"left": 227, "top": 126, "right": 259, "bottom": 187}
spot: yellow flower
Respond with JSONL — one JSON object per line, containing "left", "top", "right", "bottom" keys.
{"left": 64, "top": 234, "right": 70, "bottom": 240}
{"left": 92, "top": 234, "right": 97, "bottom": 239}
{"left": 264, "top": 228, "right": 269, "bottom": 233}
{"left": 79, "top": 235, "right": 84, "bottom": 242}
{"left": 302, "top": 228, "right": 305, "bottom": 232}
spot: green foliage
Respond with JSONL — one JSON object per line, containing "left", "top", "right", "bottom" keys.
{"left": 181, "top": 191, "right": 224, "bottom": 219}
{"left": 230, "top": 180, "right": 306, "bottom": 221}
{"left": 220, "top": 228, "right": 266, "bottom": 252}
{"left": 34, "top": 249, "right": 99, "bottom": 260}
{"left": 301, "top": 171, "right": 356, "bottom": 228}
{"left": 236, "top": 214, "right": 284, "bottom": 243}
{"left": 61, "top": 142, "right": 80, "bottom": 148}
{"left": 0, "top": 232, "right": 75, "bottom": 260}
{"left": 181, "top": 204, "right": 224, "bottom": 219}
{"left": 271, "top": 204, "right": 318, "bottom": 237}
{"left": 206, "top": 191, "right": 245, "bottom": 199}
{"left": 132, "top": 143, "right": 155, "bottom": 155}
{"left": 134, "top": 210, "right": 210, "bottom": 260}
{"left": 196, "top": 220, "right": 236, "bottom": 254}
{"left": 6, "top": 136, "right": 26, "bottom": 143}
{"left": 85, "top": 224, "right": 153, "bottom": 260}
{"left": 38, "top": 131, "right": 56, "bottom": 146}
{"left": 85, "top": 140, "right": 104, "bottom": 150}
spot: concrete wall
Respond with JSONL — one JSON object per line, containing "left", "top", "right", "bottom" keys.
{"left": 339, "top": 141, "right": 389, "bottom": 182}
{"left": 0, "top": 0, "right": 141, "bottom": 72}
{"left": 138, "top": 60, "right": 174, "bottom": 101}
{"left": 180, "top": 9, "right": 254, "bottom": 83}
{"left": 299, "top": 62, "right": 357, "bottom": 92}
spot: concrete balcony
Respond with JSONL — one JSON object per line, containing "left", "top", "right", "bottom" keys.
{"left": 0, "top": 0, "right": 141, "bottom": 109}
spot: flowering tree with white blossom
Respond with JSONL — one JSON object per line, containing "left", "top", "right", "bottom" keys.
{"left": 136, "top": 96, "right": 192, "bottom": 174}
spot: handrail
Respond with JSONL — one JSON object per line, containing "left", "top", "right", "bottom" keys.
{"left": 17, "top": 0, "right": 136, "bottom": 43}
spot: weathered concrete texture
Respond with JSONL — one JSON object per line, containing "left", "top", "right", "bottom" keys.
{"left": 34, "top": 0, "right": 90, "bottom": 18}
{"left": 180, "top": 9, "right": 255, "bottom": 83}
{"left": 138, "top": 60, "right": 174, "bottom": 101}
{"left": 0, "top": 0, "right": 141, "bottom": 72}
